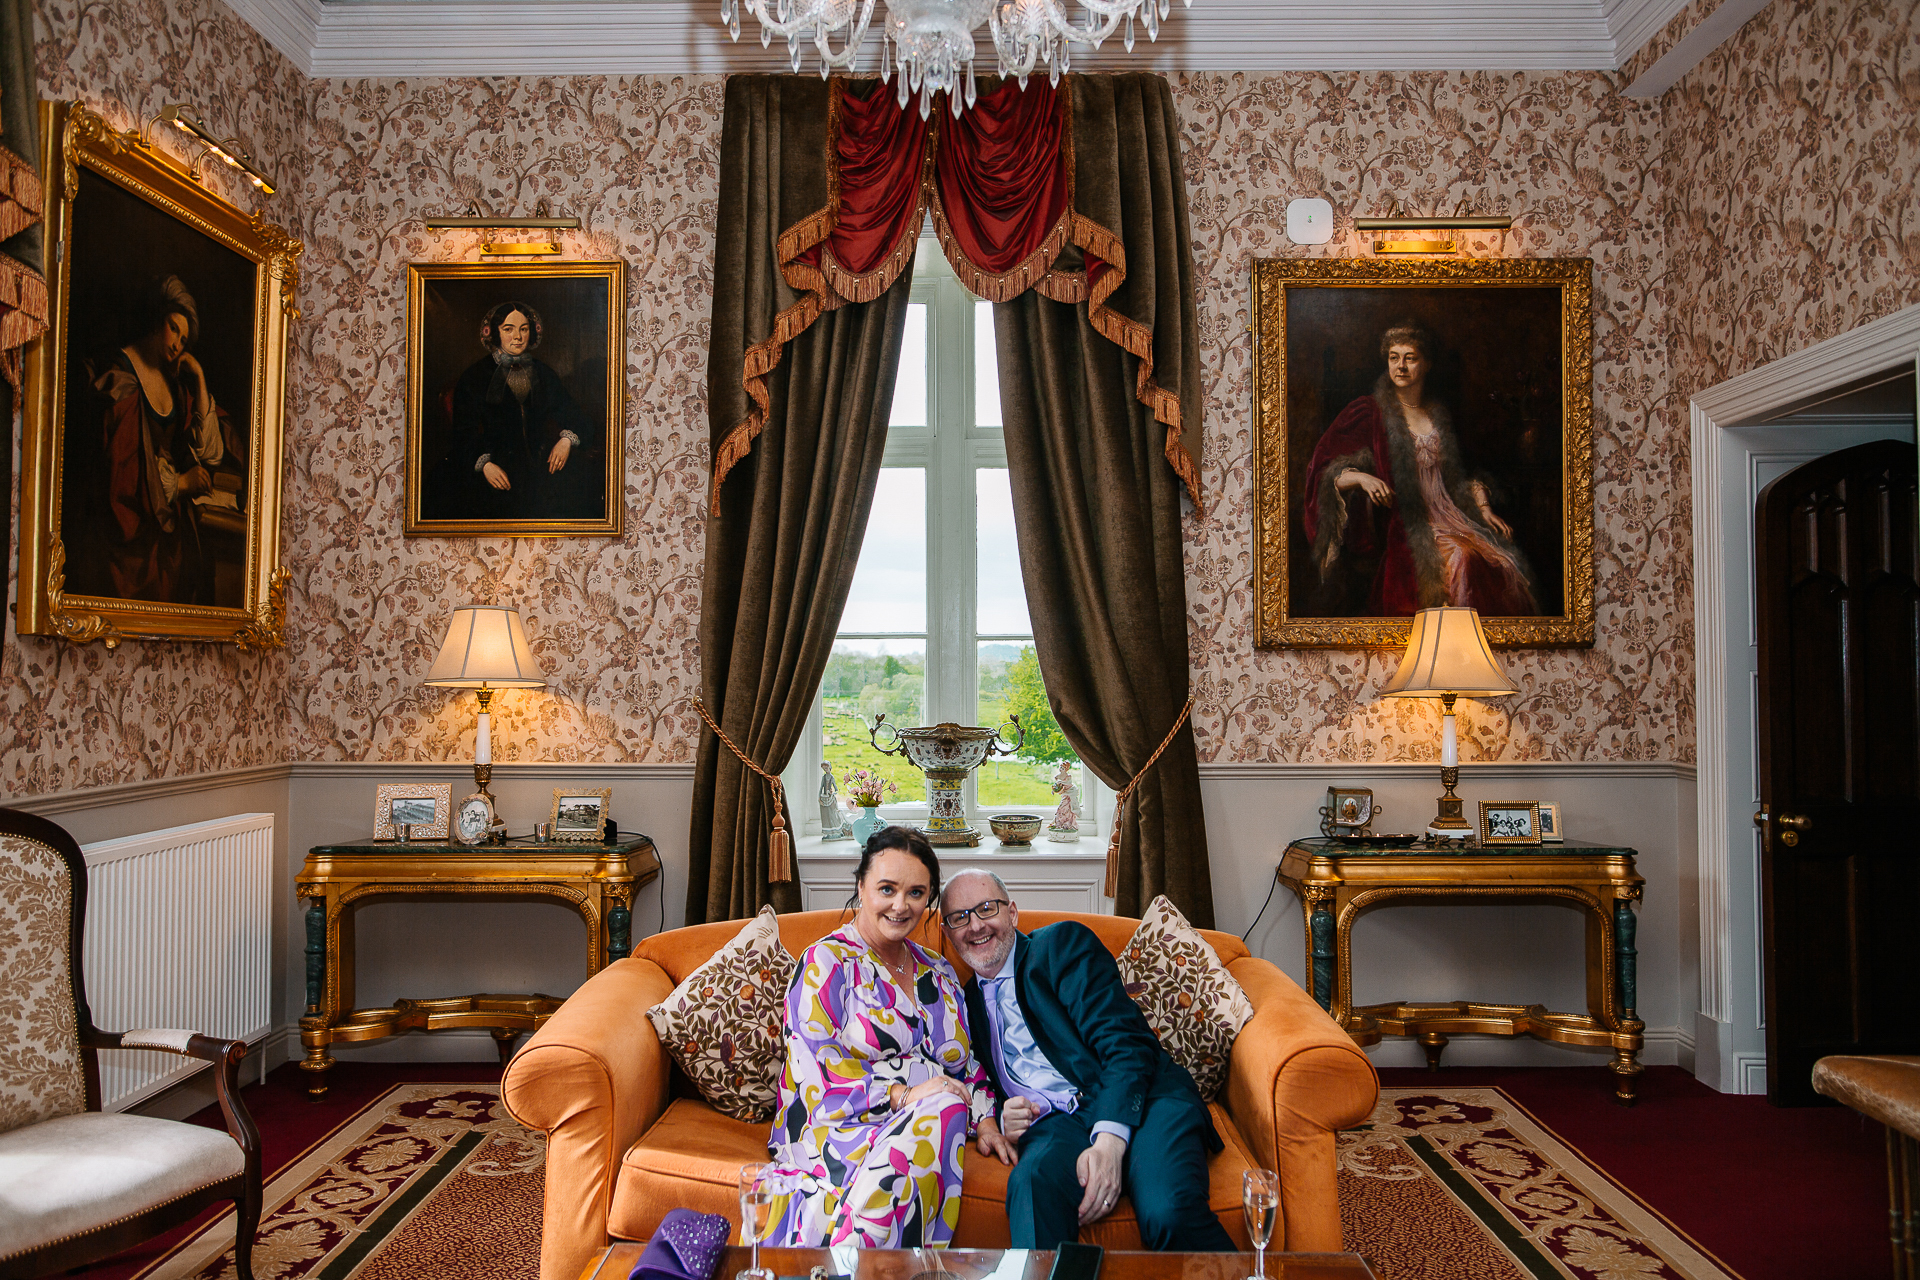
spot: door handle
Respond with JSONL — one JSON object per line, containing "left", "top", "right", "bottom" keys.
{"left": 1777, "top": 812, "right": 1811, "bottom": 846}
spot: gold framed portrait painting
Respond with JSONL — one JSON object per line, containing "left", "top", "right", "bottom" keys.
{"left": 16, "top": 102, "right": 299, "bottom": 648}
{"left": 1251, "top": 257, "right": 1595, "bottom": 649}
{"left": 405, "top": 260, "right": 625, "bottom": 538}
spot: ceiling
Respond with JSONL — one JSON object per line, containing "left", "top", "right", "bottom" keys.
{"left": 226, "top": 0, "right": 1697, "bottom": 80}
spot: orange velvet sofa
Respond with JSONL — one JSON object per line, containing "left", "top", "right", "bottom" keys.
{"left": 502, "top": 909, "right": 1378, "bottom": 1280}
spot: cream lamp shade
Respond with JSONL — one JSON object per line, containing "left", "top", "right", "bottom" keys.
{"left": 423, "top": 605, "right": 545, "bottom": 689}
{"left": 1379, "top": 606, "right": 1518, "bottom": 699}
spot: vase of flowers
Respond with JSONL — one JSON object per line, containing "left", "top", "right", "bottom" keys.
{"left": 842, "top": 767, "right": 897, "bottom": 846}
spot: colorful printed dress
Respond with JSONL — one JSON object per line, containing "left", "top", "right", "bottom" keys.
{"left": 764, "top": 927, "right": 995, "bottom": 1248}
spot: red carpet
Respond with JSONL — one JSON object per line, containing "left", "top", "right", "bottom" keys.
{"left": 64, "top": 1061, "right": 1889, "bottom": 1280}
{"left": 1380, "top": 1065, "right": 1890, "bottom": 1280}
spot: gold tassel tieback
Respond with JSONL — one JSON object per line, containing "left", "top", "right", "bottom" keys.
{"left": 1105, "top": 693, "right": 1195, "bottom": 899}
{"left": 693, "top": 696, "right": 793, "bottom": 883}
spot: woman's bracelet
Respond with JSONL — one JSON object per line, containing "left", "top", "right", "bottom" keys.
{"left": 888, "top": 1083, "right": 906, "bottom": 1111}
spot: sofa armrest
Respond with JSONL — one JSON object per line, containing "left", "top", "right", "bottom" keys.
{"left": 1222, "top": 956, "right": 1378, "bottom": 1254}
{"left": 502, "top": 956, "right": 677, "bottom": 1280}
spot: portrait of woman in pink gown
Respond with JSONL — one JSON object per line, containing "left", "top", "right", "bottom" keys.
{"left": 1301, "top": 322, "right": 1538, "bottom": 618}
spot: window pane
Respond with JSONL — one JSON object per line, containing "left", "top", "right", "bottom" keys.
{"left": 976, "top": 469, "right": 1030, "bottom": 634}
{"left": 891, "top": 304, "right": 928, "bottom": 427}
{"left": 977, "top": 640, "right": 1076, "bottom": 811}
{"left": 842, "top": 468, "right": 927, "bottom": 633}
{"left": 974, "top": 300, "right": 1001, "bottom": 427}
{"left": 823, "top": 639, "right": 926, "bottom": 807}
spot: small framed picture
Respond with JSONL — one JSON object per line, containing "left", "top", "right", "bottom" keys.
{"left": 1537, "top": 801, "right": 1564, "bottom": 842}
{"left": 550, "top": 787, "right": 612, "bottom": 842}
{"left": 1478, "top": 801, "right": 1544, "bottom": 847}
{"left": 373, "top": 782, "right": 453, "bottom": 840}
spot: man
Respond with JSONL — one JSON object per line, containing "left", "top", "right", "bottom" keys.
{"left": 940, "top": 869, "right": 1232, "bottom": 1251}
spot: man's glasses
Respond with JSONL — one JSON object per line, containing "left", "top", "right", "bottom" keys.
{"left": 942, "top": 899, "right": 1008, "bottom": 930}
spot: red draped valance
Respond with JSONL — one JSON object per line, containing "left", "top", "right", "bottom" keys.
{"left": 716, "top": 76, "right": 1201, "bottom": 510}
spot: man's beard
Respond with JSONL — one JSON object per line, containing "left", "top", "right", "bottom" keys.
{"left": 963, "top": 931, "right": 1015, "bottom": 978}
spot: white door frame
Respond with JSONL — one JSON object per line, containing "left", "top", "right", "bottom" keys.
{"left": 1689, "top": 305, "right": 1920, "bottom": 1094}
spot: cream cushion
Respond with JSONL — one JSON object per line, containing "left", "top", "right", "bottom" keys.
{"left": 0, "top": 1112, "right": 245, "bottom": 1257}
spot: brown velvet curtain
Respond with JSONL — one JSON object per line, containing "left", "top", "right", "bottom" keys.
{"left": 996, "top": 74, "right": 1214, "bottom": 924}
{"left": 689, "top": 76, "right": 913, "bottom": 922}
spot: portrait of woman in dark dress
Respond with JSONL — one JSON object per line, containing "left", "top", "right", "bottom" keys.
{"left": 429, "top": 300, "right": 601, "bottom": 522}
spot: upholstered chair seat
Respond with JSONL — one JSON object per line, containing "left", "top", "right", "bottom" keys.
{"left": 0, "top": 809, "right": 261, "bottom": 1280}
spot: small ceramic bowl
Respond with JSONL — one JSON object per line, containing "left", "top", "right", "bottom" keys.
{"left": 988, "top": 813, "right": 1044, "bottom": 847}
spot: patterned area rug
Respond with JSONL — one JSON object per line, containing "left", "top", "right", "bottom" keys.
{"left": 139, "top": 1083, "right": 1739, "bottom": 1280}
{"left": 140, "top": 1084, "right": 544, "bottom": 1280}
{"left": 1342, "top": 1089, "right": 1741, "bottom": 1280}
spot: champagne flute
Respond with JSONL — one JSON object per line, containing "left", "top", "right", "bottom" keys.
{"left": 738, "top": 1162, "right": 778, "bottom": 1280}
{"left": 1243, "top": 1168, "right": 1278, "bottom": 1280}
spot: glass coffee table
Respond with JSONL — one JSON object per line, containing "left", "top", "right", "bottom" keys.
{"left": 578, "top": 1246, "right": 1379, "bottom": 1280}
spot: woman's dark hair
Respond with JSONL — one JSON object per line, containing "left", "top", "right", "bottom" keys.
{"left": 126, "top": 275, "right": 198, "bottom": 348}
{"left": 1379, "top": 322, "right": 1433, "bottom": 361}
{"left": 849, "top": 825, "right": 941, "bottom": 905}
{"left": 479, "top": 300, "right": 543, "bottom": 351}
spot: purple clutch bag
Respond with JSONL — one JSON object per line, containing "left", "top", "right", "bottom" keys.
{"left": 630, "top": 1209, "right": 732, "bottom": 1280}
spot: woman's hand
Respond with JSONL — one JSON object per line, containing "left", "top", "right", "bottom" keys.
{"left": 1470, "top": 482, "right": 1512, "bottom": 537}
{"left": 999, "top": 1096, "right": 1036, "bottom": 1141}
{"left": 1337, "top": 468, "right": 1394, "bottom": 507}
{"left": 483, "top": 462, "right": 512, "bottom": 490}
{"left": 975, "top": 1118, "right": 1018, "bottom": 1166}
{"left": 547, "top": 437, "right": 573, "bottom": 473}
{"left": 893, "top": 1076, "right": 970, "bottom": 1110}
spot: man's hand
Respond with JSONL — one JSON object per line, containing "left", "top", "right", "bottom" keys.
{"left": 483, "top": 462, "right": 512, "bottom": 490}
{"left": 1075, "top": 1132, "right": 1125, "bottom": 1224}
{"left": 1000, "top": 1096, "right": 1036, "bottom": 1141}
{"left": 975, "top": 1119, "right": 1018, "bottom": 1167}
{"left": 547, "top": 437, "right": 573, "bottom": 473}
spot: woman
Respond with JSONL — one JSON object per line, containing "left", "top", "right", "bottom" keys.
{"left": 439, "top": 300, "right": 598, "bottom": 520}
{"left": 1302, "top": 323, "right": 1538, "bottom": 617}
{"left": 764, "top": 827, "right": 1015, "bottom": 1247}
{"left": 88, "top": 275, "right": 233, "bottom": 604}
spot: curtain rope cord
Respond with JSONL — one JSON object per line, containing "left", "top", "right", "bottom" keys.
{"left": 1104, "top": 692, "right": 1195, "bottom": 899}
{"left": 693, "top": 696, "right": 793, "bottom": 884}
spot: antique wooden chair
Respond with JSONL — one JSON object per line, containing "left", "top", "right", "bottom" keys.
{"left": 0, "top": 807, "right": 261, "bottom": 1279}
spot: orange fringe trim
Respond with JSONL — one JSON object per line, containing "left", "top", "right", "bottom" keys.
{"left": 717, "top": 75, "right": 1205, "bottom": 515}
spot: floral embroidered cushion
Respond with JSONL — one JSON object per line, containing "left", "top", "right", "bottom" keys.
{"left": 1116, "top": 894, "right": 1256, "bottom": 1100}
{"left": 645, "top": 906, "right": 797, "bottom": 1123}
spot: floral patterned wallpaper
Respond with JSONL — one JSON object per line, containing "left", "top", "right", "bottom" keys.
{"left": 7, "top": 0, "right": 1913, "bottom": 792}
{"left": 0, "top": 0, "right": 304, "bottom": 796}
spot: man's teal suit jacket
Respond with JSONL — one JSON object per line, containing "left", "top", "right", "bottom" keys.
{"left": 960, "top": 921, "right": 1222, "bottom": 1152}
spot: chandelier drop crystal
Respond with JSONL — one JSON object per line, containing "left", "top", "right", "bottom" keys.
{"left": 717, "top": 0, "right": 1190, "bottom": 119}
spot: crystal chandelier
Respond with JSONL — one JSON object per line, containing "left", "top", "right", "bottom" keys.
{"left": 717, "top": 0, "right": 1190, "bottom": 118}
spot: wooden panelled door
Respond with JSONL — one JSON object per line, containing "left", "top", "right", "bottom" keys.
{"left": 1756, "top": 438, "right": 1920, "bottom": 1106}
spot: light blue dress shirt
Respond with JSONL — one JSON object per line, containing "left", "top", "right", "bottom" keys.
{"left": 978, "top": 934, "right": 1132, "bottom": 1147}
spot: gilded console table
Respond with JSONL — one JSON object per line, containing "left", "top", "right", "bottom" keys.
{"left": 1278, "top": 837, "right": 1645, "bottom": 1104}
{"left": 296, "top": 834, "right": 660, "bottom": 1098}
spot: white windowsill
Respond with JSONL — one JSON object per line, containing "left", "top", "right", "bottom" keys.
{"left": 794, "top": 832, "right": 1109, "bottom": 861}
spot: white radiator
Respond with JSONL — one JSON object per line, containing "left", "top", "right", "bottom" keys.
{"left": 81, "top": 813, "right": 274, "bottom": 1112}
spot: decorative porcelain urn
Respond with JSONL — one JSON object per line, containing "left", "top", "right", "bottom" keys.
{"left": 868, "top": 715, "right": 1024, "bottom": 847}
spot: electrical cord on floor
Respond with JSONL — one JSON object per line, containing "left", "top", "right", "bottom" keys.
{"left": 1241, "top": 872, "right": 1281, "bottom": 942}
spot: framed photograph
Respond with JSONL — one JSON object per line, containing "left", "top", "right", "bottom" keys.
{"left": 405, "top": 260, "right": 625, "bottom": 537}
{"left": 1250, "top": 256, "right": 1595, "bottom": 648}
{"left": 373, "top": 782, "right": 453, "bottom": 840}
{"left": 550, "top": 787, "right": 612, "bottom": 842}
{"left": 1478, "top": 801, "right": 1544, "bottom": 847}
{"left": 16, "top": 102, "right": 298, "bottom": 647}
{"left": 1537, "top": 801, "right": 1564, "bottom": 842}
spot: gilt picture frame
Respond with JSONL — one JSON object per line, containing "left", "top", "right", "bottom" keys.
{"left": 1478, "top": 800, "right": 1544, "bottom": 847}
{"left": 16, "top": 101, "right": 299, "bottom": 648}
{"left": 550, "top": 787, "right": 611, "bottom": 842}
{"left": 405, "top": 260, "right": 625, "bottom": 538}
{"left": 1251, "top": 256, "right": 1595, "bottom": 649}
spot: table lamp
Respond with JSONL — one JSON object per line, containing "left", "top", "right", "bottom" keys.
{"left": 423, "top": 604, "right": 545, "bottom": 799}
{"left": 1379, "top": 606, "right": 1517, "bottom": 837}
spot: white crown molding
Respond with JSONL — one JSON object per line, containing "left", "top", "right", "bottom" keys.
{"left": 1621, "top": 0, "right": 1773, "bottom": 97}
{"left": 226, "top": 0, "right": 1646, "bottom": 79}
{"left": 1601, "top": 0, "right": 1687, "bottom": 66}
